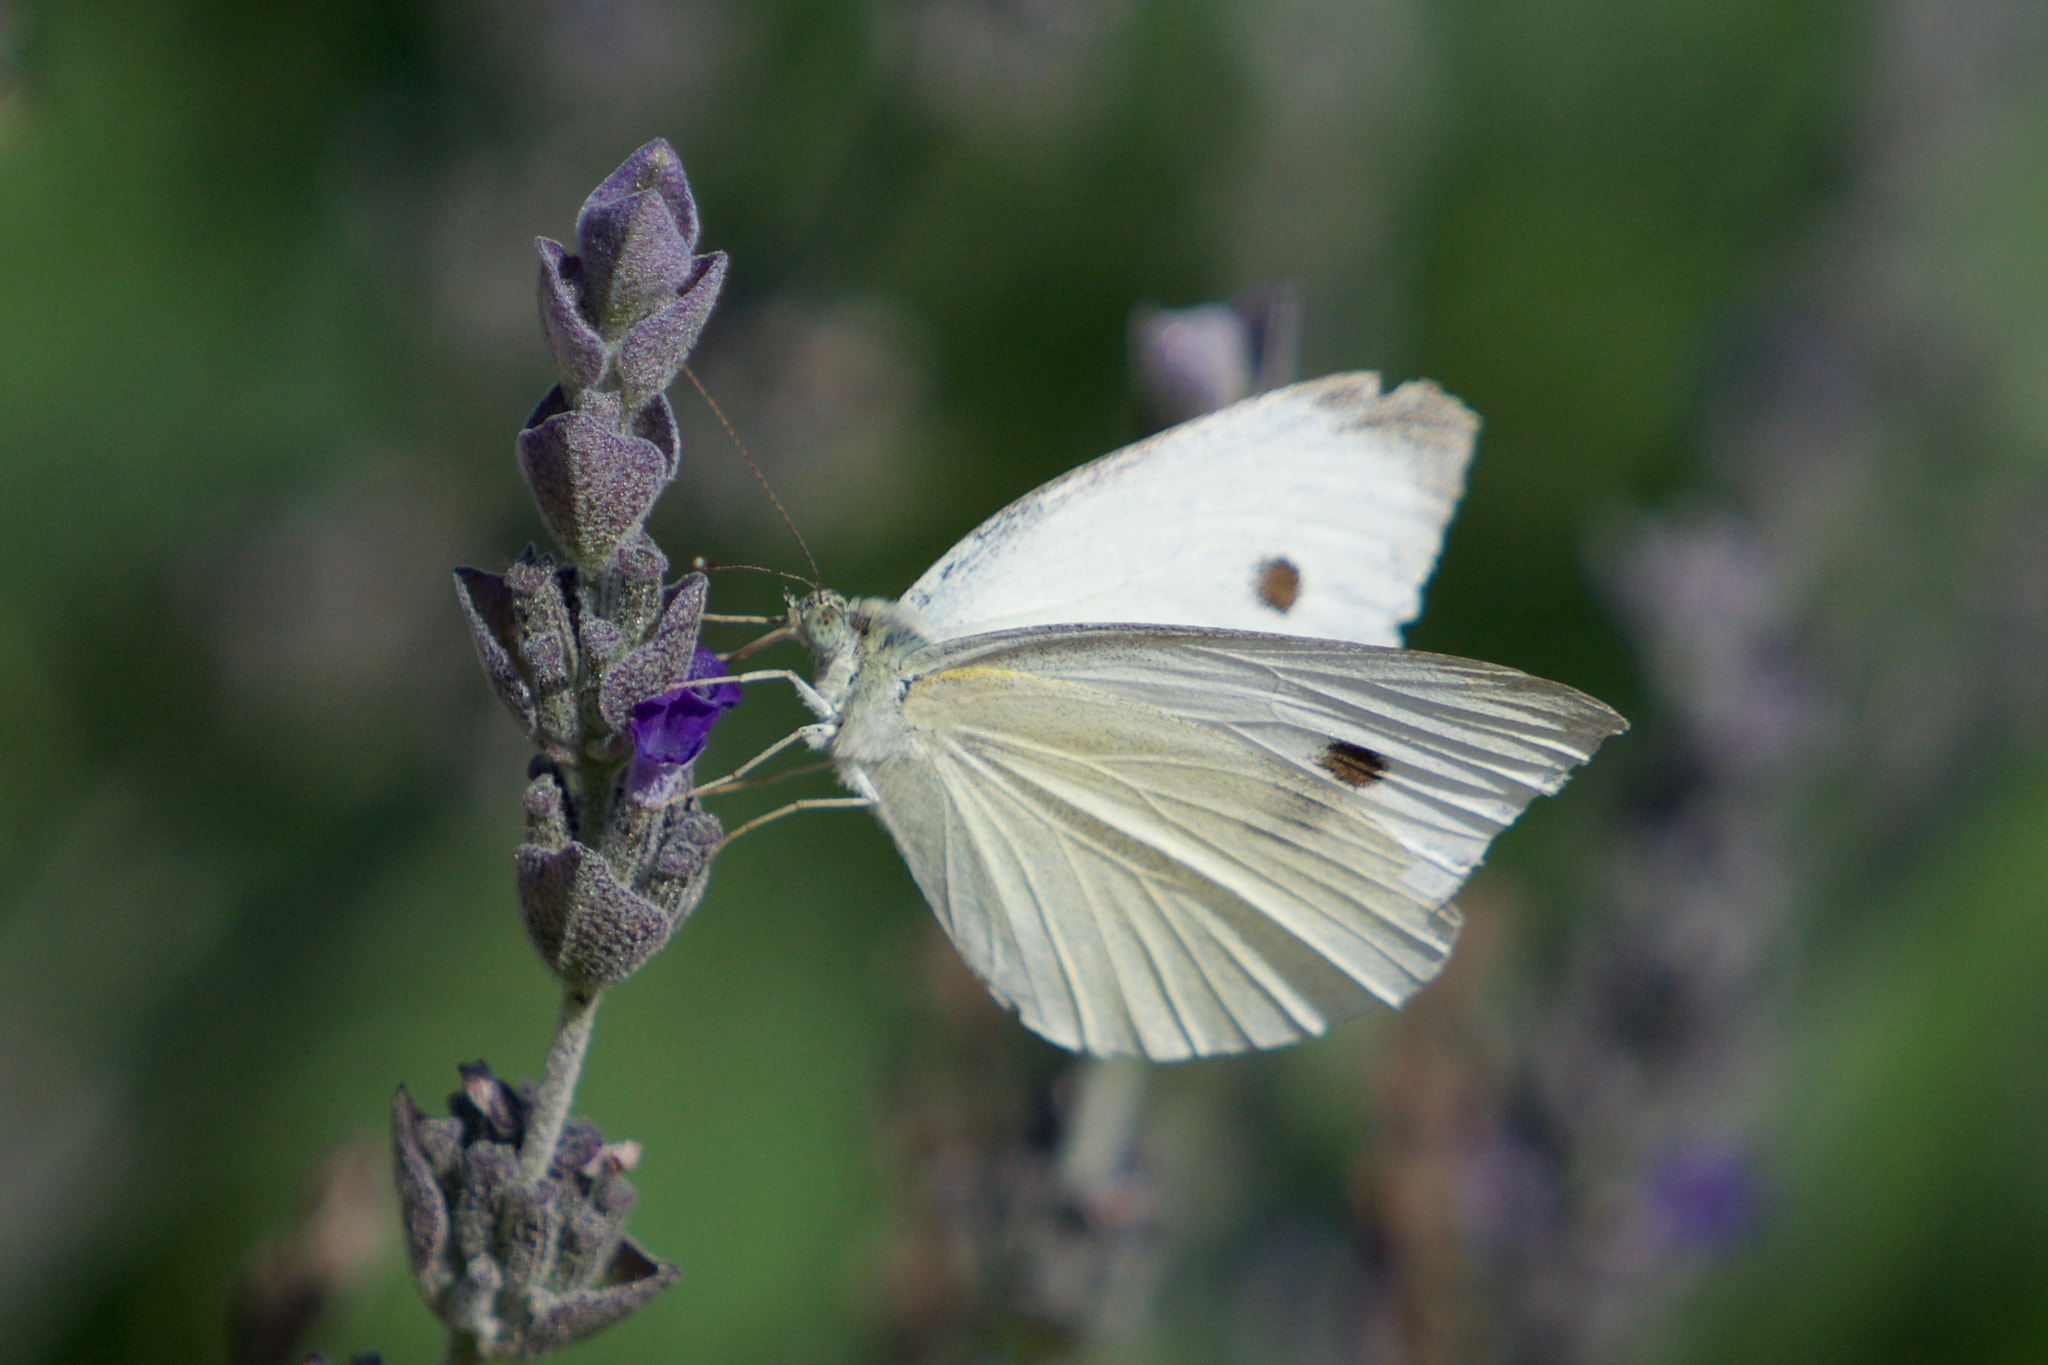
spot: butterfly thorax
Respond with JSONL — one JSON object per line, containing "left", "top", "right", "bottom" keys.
{"left": 792, "top": 591, "right": 933, "bottom": 766}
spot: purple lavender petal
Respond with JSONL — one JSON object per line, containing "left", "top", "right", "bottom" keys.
{"left": 624, "top": 751, "right": 691, "bottom": 807}
{"left": 688, "top": 645, "right": 742, "bottom": 708}
{"left": 626, "top": 647, "right": 741, "bottom": 767}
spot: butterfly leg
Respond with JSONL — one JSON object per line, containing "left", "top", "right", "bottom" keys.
{"left": 716, "top": 794, "right": 874, "bottom": 849}
{"left": 718, "top": 623, "right": 795, "bottom": 664}
{"left": 667, "top": 667, "right": 834, "bottom": 719}
{"left": 692, "top": 722, "right": 835, "bottom": 796}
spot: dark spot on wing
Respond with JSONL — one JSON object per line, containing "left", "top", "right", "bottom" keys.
{"left": 1255, "top": 556, "right": 1301, "bottom": 612}
{"left": 1317, "top": 740, "right": 1386, "bottom": 787}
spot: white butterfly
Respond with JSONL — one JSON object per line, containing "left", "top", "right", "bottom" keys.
{"left": 716, "top": 373, "right": 1625, "bottom": 1061}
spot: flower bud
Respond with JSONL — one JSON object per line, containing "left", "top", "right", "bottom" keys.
{"left": 518, "top": 1242, "right": 677, "bottom": 1355}
{"left": 392, "top": 1067, "right": 679, "bottom": 1359}
{"left": 496, "top": 1179, "right": 562, "bottom": 1290}
{"left": 634, "top": 391, "right": 682, "bottom": 481}
{"left": 581, "top": 140, "right": 699, "bottom": 248}
{"left": 554, "top": 1119, "right": 606, "bottom": 1177}
{"left": 616, "top": 251, "right": 726, "bottom": 402}
{"left": 514, "top": 788, "right": 722, "bottom": 990}
{"left": 516, "top": 841, "right": 670, "bottom": 988}
{"left": 392, "top": 1088, "right": 456, "bottom": 1303}
{"left": 453, "top": 1141, "right": 518, "bottom": 1265}
{"left": 574, "top": 140, "right": 702, "bottom": 331}
{"left": 516, "top": 144, "right": 720, "bottom": 568}
{"left": 504, "top": 549, "right": 580, "bottom": 749}
{"left": 578, "top": 188, "right": 695, "bottom": 333}
{"left": 640, "top": 804, "right": 721, "bottom": 924}
{"left": 453, "top": 568, "right": 537, "bottom": 734}
{"left": 608, "top": 531, "right": 668, "bottom": 643}
{"left": 516, "top": 389, "right": 670, "bottom": 571}
{"left": 535, "top": 238, "right": 606, "bottom": 393}
{"left": 521, "top": 769, "right": 572, "bottom": 849}
{"left": 598, "top": 573, "right": 709, "bottom": 729}
{"left": 574, "top": 616, "right": 626, "bottom": 744}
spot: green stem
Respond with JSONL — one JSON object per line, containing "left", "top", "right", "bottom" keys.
{"left": 517, "top": 986, "right": 603, "bottom": 1187}
{"left": 442, "top": 1331, "right": 482, "bottom": 1365}
{"left": 574, "top": 754, "right": 618, "bottom": 849}
{"left": 1055, "top": 1057, "right": 1149, "bottom": 1199}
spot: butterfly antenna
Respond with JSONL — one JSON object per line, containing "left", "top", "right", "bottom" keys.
{"left": 690, "top": 556, "right": 815, "bottom": 589}
{"left": 682, "top": 361, "right": 822, "bottom": 589}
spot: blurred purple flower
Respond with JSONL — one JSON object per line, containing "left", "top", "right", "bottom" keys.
{"left": 628, "top": 646, "right": 740, "bottom": 767}
{"left": 1648, "top": 1146, "right": 1759, "bottom": 1251}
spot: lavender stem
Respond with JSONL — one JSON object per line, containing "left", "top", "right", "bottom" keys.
{"left": 518, "top": 987, "right": 604, "bottom": 1187}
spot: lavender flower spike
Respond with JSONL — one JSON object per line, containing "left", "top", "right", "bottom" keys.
{"left": 521, "top": 139, "right": 725, "bottom": 571}
{"left": 626, "top": 647, "right": 742, "bottom": 805}
{"left": 420, "top": 139, "right": 740, "bottom": 1362}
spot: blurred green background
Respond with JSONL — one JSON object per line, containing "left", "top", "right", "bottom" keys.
{"left": 3, "top": 0, "right": 2047, "bottom": 1361}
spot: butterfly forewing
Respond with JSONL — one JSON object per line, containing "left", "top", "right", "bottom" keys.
{"left": 898, "top": 375, "right": 1475, "bottom": 648}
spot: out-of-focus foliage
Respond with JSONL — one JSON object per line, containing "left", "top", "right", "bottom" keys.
{"left": 1, "top": 0, "right": 2045, "bottom": 1362}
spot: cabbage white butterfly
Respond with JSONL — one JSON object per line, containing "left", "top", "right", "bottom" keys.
{"left": 714, "top": 373, "right": 1624, "bottom": 1060}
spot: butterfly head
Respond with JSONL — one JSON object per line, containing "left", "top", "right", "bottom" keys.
{"left": 791, "top": 589, "right": 899, "bottom": 714}
{"left": 790, "top": 590, "right": 929, "bottom": 698}
{"left": 789, "top": 589, "right": 859, "bottom": 658}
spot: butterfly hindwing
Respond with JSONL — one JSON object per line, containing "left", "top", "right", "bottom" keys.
{"left": 851, "top": 626, "right": 1624, "bottom": 1060}
{"left": 865, "top": 663, "right": 1454, "bottom": 1059}
{"left": 921, "top": 627, "right": 1629, "bottom": 889}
